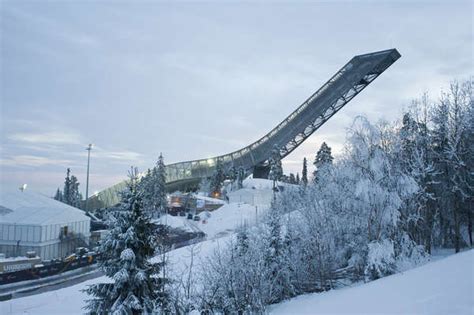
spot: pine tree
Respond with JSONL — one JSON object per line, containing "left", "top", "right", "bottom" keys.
{"left": 235, "top": 226, "right": 249, "bottom": 257}
{"left": 84, "top": 168, "right": 167, "bottom": 314}
{"left": 264, "top": 206, "right": 294, "bottom": 302}
{"left": 63, "top": 168, "right": 72, "bottom": 205}
{"left": 210, "top": 159, "right": 225, "bottom": 197}
{"left": 140, "top": 168, "right": 153, "bottom": 212}
{"left": 313, "top": 142, "right": 333, "bottom": 182}
{"left": 154, "top": 154, "right": 167, "bottom": 216}
{"left": 140, "top": 154, "right": 168, "bottom": 218}
{"left": 54, "top": 188, "right": 63, "bottom": 202}
{"left": 60, "top": 168, "right": 82, "bottom": 208}
{"left": 228, "top": 166, "right": 238, "bottom": 191}
{"left": 295, "top": 173, "right": 300, "bottom": 185}
{"left": 237, "top": 167, "right": 245, "bottom": 189}
{"left": 301, "top": 158, "right": 308, "bottom": 186}
{"left": 289, "top": 173, "right": 296, "bottom": 184}
{"left": 70, "top": 175, "right": 82, "bottom": 208}
{"left": 269, "top": 146, "right": 283, "bottom": 191}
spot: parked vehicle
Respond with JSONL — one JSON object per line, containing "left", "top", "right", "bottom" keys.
{"left": 193, "top": 215, "right": 200, "bottom": 222}
{"left": 187, "top": 213, "right": 193, "bottom": 220}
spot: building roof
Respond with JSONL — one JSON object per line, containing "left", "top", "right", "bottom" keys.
{"left": 0, "top": 190, "right": 90, "bottom": 226}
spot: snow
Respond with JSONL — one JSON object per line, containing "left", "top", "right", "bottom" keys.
{"left": 3, "top": 247, "right": 471, "bottom": 315}
{"left": 192, "top": 194, "right": 225, "bottom": 204}
{"left": 0, "top": 276, "right": 110, "bottom": 314}
{"left": 243, "top": 178, "right": 292, "bottom": 190}
{"left": 0, "top": 236, "right": 229, "bottom": 315}
{"left": 156, "top": 201, "right": 269, "bottom": 239}
{"left": 0, "top": 190, "right": 89, "bottom": 225}
{"left": 193, "top": 202, "right": 268, "bottom": 239}
{"left": 270, "top": 249, "right": 474, "bottom": 315}
{"left": 153, "top": 214, "right": 194, "bottom": 232}
{"left": 120, "top": 248, "right": 135, "bottom": 261}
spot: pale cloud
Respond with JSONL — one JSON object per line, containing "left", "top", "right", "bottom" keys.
{"left": 73, "top": 146, "right": 145, "bottom": 163}
{"left": 0, "top": 155, "right": 72, "bottom": 167}
{"left": 9, "top": 131, "right": 83, "bottom": 145}
{"left": 96, "top": 150, "right": 143, "bottom": 162}
{"left": 2, "top": 1, "right": 472, "bottom": 195}
{"left": 3, "top": 5, "right": 100, "bottom": 49}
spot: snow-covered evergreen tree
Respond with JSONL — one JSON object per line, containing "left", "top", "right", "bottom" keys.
{"left": 140, "top": 154, "right": 168, "bottom": 218}
{"left": 210, "top": 159, "right": 225, "bottom": 197}
{"left": 269, "top": 145, "right": 283, "bottom": 191}
{"left": 69, "top": 175, "right": 82, "bottom": 208}
{"left": 237, "top": 167, "right": 245, "bottom": 189}
{"left": 54, "top": 188, "right": 63, "bottom": 202}
{"left": 301, "top": 157, "right": 308, "bottom": 186}
{"left": 264, "top": 206, "right": 294, "bottom": 302}
{"left": 154, "top": 154, "right": 167, "bottom": 216}
{"left": 59, "top": 168, "right": 82, "bottom": 208}
{"left": 313, "top": 142, "right": 333, "bottom": 182}
{"left": 84, "top": 168, "right": 167, "bottom": 314}
{"left": 63, "top": 168, "right": 72, "bottom": 205}
{"left": 228, "top": 165, "right": 238, "bottom": 191}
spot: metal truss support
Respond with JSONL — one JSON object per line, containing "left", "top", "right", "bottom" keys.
{"left": 92, "top": 49, "right": 401, "bottom": 209}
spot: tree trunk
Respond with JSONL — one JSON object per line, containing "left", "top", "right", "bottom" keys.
{"left": 425, "top": 206, "right": 433, "bottom": 255}
{"left": 468, "top": 200, "right": 473, "bottom": 247}
{"left": 453, "top": 199, "right": 461, "bottom": 253}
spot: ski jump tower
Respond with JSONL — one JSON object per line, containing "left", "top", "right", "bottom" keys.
{"left": 93, "top": 48, "right": 401, "bottom": 208}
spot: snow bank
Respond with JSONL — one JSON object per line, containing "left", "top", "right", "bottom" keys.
{"left": 0, "top": 237, "right": 231, "bottom": 315}
{"left": 270, "top": 249, "right": 474, "bottom": 315}
{"left": 195, "top": 202, "right": 268, "bottom": 239}
{"left": 243, "top": 178, "right": 294, "bottom": 190}
{"left": 152, "top": 214, "right": 194, "bottom": 232}
{"left": 0, "top": 276, "right": 110, "bottom": 315}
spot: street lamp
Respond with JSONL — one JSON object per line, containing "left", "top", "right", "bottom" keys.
{"left": 85, "top": 144, "right": 94, "bottom": 213}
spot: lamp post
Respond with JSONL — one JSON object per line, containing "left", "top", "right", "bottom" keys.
{"left": 85, "top": 144, "right": 93, "bottom": 213}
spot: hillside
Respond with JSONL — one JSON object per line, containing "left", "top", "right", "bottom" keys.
{"left": 270, "top": 249, "right": 473, "bottom": 315}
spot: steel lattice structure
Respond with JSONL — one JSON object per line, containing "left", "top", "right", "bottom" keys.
{"left": 92, "top": 48, "right": 401, "bottom": 209}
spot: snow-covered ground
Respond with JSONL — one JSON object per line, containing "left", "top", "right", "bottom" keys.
{"left": 0, "top": 182, "right": 272, "bottom": 314}
{"left": 197, "top": 202, "right": 267, "bottom": 238}
{"left": 157, "top": 202, "right": 267, "bottom": 239}
{"left": 242, "top": 177, "right": 293, "bottom": 190}
{"left": 3, "top": 246, "right": 471, "bottom": 314}
{"left": 192, "top": 194, "right": 225, "bottom": 204}
{"left": 5, "top": 179, "right": 469, "bottom": 315}
{"left": 0, "top": 236, "right": 229, "bottom": 315}
{"left": 158, "top": 180, "right": 272, "bottom": 239}
{"left": 270, "top": 249, "right": 474, "bottom": 315}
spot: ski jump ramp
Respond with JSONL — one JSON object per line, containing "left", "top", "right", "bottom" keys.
{"left": 92, "top": 49, "right": 401, "bottom": 209}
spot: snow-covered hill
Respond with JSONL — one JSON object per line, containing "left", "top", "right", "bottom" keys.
{"left": 270, "top": 249, "right": 474, "bottom": 315}
{"left": 3, "top": 248, "right": 471, "bottom": 314}
{"left": 3, "top": 178, "right": 469, "bottom": 315}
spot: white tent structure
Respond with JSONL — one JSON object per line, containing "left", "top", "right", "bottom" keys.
{"left": 0, "top": 190, "right": 90, "bottom": 260}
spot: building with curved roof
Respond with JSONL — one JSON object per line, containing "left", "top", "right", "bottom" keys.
{"left": 0, "top": 190, "right": 90, "bottom": 260}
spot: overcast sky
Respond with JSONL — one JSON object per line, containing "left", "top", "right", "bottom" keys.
{"left": 1, "top": 0, "right": 472, "bottom": 196}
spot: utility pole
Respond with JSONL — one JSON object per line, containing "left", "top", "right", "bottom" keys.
{"left": 85, "top": 144, "right": 93, "bottom": 213}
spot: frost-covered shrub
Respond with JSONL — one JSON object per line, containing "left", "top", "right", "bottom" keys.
{"left": 395, "top": 233, "right": 428, "bottom": 272}
{"left": 365, "top": 239, "right": 396, "bottom": 280}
